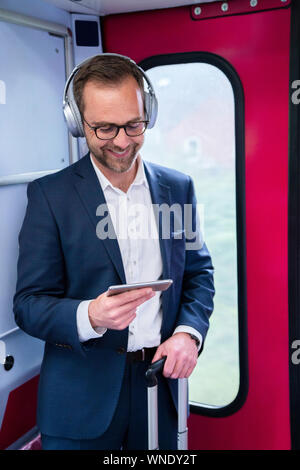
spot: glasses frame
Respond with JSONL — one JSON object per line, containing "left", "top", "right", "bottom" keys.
{"left": 82, "top": 116, "right": 149, "bottom": 140}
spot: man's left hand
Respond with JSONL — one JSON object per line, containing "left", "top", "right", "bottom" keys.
{"left": 151, "top": 332, "right": 198, "bottom": 379}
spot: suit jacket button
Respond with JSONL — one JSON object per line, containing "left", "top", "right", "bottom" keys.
{"left": 117, "top": 347, "right": 126, "bottom": 354}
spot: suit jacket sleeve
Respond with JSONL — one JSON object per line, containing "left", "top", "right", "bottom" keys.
{"left": 13, "top": 179, "right": 87, "bottom": 356}
{"left": 174, "top": 176, "right": 215, "bottom": 352}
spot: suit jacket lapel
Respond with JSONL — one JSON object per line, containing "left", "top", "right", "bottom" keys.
{"left": 72, "top": 154, "right": 126, "bottom": 284}
{"left": 143, "top": 161, "right": 173, "bottom": 329}
{"left": 143, "top": 160, "right": 172, "bottom": 284}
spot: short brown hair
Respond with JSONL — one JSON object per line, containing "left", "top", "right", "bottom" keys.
{"left": 73, "top": 55, "right": 145, "bottom": 115}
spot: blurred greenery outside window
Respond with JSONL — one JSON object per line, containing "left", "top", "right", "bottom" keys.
{"left": 142, "top": 62, "right": 239, "bottom": 408}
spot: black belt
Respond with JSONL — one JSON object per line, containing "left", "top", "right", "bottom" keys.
{"left": 126, "top": 347, "right": 157, "bottom": 363}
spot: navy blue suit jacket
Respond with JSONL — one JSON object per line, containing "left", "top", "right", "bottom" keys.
{"left": 13, "top": 153, "right": 214, "bottom": 439}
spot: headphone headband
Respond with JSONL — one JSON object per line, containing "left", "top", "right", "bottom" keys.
{"left": 63, "top": 53, "right": 158, "bottom": 138}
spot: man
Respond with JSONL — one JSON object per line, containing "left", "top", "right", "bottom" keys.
{"left": 13, "top": 54, "right": 214, "bottom": 450}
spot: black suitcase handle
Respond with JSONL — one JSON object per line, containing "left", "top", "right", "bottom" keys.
{"left": 145, "top": 356, "right": 167, "bottom": 387}
{"left": 145, "top": 355, "right": 188, "bottom": 450}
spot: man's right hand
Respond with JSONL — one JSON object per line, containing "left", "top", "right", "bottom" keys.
{"left": 88, "top": 288, "right": 155, "bottom": 331}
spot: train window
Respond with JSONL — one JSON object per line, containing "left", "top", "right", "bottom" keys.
{"left": 141, "top": 56, "right": 245, "bottom": 411}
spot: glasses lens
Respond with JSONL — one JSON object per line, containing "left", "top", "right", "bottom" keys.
{"left": 96, "top": 125, "right": 118, "bottom": 140}
{"left": 94, "top": 122, "right": 147, "bottom": 140}
{"left": 125, "top": 122, "right": 147, "bottom": 136}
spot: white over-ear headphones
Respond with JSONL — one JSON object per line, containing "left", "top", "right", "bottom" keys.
{"left": 63, "top": 53, "right": 158, "bottom": 138}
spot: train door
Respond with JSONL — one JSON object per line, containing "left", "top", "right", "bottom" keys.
{"left": 101, "top": 0, "right": 296, "bottom": 449}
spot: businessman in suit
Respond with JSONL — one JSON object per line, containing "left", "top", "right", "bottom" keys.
{"left": 13, "top": 54, "right": 214, "bottom": 450}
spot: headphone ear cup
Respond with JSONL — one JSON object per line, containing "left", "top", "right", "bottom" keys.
{"left": 144, "top": 91, "right": 158, "bottom": 129}
{"left": 65, "top": 97, "right": 85, "bottom": 138}
{"left": 63, "top": 102, "right": 80, "bottom": 137}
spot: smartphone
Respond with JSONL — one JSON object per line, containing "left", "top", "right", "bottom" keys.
{"left": 107, "top": 279, "right": 173, "bottom": 297}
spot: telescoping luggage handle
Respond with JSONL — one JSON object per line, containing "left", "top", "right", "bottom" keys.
{"left": 145, "top": 356, "right": 188, "bottom": 451}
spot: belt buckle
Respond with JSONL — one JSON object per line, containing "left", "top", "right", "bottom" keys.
{"left": 141, "top": 348, "right": 145, "bottom": 361}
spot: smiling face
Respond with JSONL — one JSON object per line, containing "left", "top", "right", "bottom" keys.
{"left": 82, "top": 76, "right": 145, "bottom": 180}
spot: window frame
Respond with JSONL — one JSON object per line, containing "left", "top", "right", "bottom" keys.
{"left": 139, "top": 51, "right": 248, "bottom": 417}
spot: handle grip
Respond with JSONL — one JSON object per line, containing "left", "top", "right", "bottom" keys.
{"left": 145, "top": 356, "right": 167, "bottom": 387}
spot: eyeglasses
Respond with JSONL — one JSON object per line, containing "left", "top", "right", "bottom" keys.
{"left": 82, "top": 117, "right": 149, "bottom": 140}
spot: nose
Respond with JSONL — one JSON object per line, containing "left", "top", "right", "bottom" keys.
{"left": 112, "top": 127, "right": 131, "bottom": 149}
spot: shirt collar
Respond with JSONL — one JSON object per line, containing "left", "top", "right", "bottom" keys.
{"left": 90, "top": 153, "right": 149, "bottom": 192}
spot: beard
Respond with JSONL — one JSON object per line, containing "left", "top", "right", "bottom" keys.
{"left": 86, "top": 139, "right": 141, "bottom": 174}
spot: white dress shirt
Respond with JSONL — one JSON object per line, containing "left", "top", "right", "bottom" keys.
{"left": 76, "top": 154, "right": 202, "bottom": 351}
